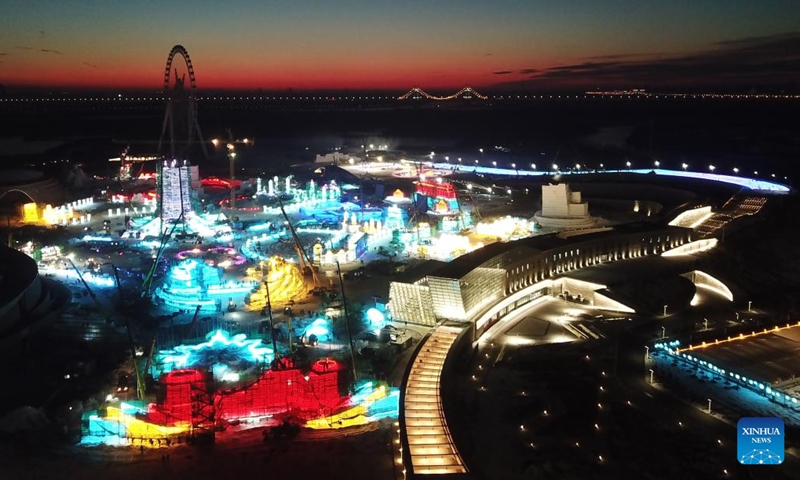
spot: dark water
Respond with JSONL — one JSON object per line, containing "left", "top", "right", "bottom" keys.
{"left": 1, "top": 99, "right": 798, "bottom": 185}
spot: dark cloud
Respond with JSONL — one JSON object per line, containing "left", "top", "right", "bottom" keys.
{"left": 584, "top": 52, "right": 666, "bottom": 61}
{"left": 491, "top": 68, "right": 538, "bottom": 76}
{"left": 15, "top": 45, "right": 63, "bottom": 55}
{"left": 493, "top": 31, "right": 800, "bottom": 90}
{"left": 83, "top": 61, "right": 98, "bottom": 68}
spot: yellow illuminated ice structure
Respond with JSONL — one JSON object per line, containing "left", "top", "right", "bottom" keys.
{"left": 247, "top": 256, "right": 307, "bottom": 310}
{"left": 104, "top": 406, "right": 188, "bottom": 442}
{"left": 476, "top": 216, "right": 534, "bottom": 239}
{"left": 306, "top": 385, "right": 391, "bottom": 430}
{"left": 42, "top": 204, "right": 57, "bottom": 224}
{"left": 306, "top": 404, "right": 370, "bottom": 430}
{"left": 22, "top": 203, "right": 40, "bottom": 223}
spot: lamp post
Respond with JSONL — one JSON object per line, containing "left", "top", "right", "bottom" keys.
{"left": 335, "top": 260, "right": 359, "bottom": 382}
{"left": 649, "top": 369, "right": 655, "bottom": 384}
{"left": 703, "top": 318, "right": 709, "bottom": 331}
{"left": 748, "top": 300, "right": 752, "bottom": 312}
{"left": 645, "top": 345, "right": 650, "bottom": 361}
{"left": 227, "top": 143, "right": 237, "bottom": 221}
{"left": 682, "top": 163, "right": 688, "bottom": 170}
{"left": 663, "top": 305, "right": 667, "bottom": 316}
{"left": 707, "top": 398, "right": 712, "bottom": 414}
{"left": 213, "top": 133, "right": 252, "bottom": 226}
{"left": 661, "top": 326, "right": 666, "bottom": 339}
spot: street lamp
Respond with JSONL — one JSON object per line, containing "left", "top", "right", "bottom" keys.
{"left": 645, "top": 345, "right": 650, "bottom": 360}
{"left": 682, "top": 163, "right": 688, "bottom": 170}
{"left": 492, "top": 161, "right": 497, "bottom": 167}
{"left": 552, "top": 163, "right": 559, "bottom": 171}
{"left": 214, "top": 132, "right": 252, "bottom": 225}
{"left": 626, "top": 161, "right": 632, "bottom": 168}
{"left": 733, "top": 167, "right": 739, "bottom": 174}
{"left": 661, "top": 326, "right": 666, "bottom": 339}
{"left": 649, "top": 369, "right": 655, "bottom": 384}
{"left": 531, "top": 163, "right": 536, "bottom": 170}
{"left": 654, "top": 160, "right": 660, "bottom": 167}
{"left": 748, "top": 300, "right": 752, "bottom": 312}
{"left": 703, "top": 318, "right": 709, "bottom": 331}
{"left": 663, "top": 305, "right": 667, "bottom": 316}
{"left": 707, "top": 398, "right": 712, "bottom": 414}
{"left": 709, "top": 165, "right": 716, "bottom": 172}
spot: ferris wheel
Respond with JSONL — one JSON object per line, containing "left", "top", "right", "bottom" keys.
{"left": 158, "top": 45, "right": 208, "bottom": 159}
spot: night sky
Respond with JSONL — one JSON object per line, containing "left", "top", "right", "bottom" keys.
{"left": 1, "top": 0, "right": 799, "bottom": 91}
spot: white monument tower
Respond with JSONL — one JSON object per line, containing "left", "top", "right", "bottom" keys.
{"left": 534, "top": 183, "right": 594, "bottom": 228}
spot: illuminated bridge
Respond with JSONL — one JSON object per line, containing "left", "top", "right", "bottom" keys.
{"left": 398, "top": 86, "right": 488, "bottom": 101}
{"left": 400, "top": 324, "right": 468, "bottom": 476}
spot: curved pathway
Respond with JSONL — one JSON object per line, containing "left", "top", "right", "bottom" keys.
{"left": 401, "top": 324, "right": 468, "bottom": 475}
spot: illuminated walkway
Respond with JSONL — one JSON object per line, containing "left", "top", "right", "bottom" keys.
{"left": 402, "top": 325, "right": 468, "bottom": 475}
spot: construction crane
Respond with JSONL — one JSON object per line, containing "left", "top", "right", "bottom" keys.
{"left": 140, "top": 211, "right": 185, "bottom": 297}
{"left": 276, "top": 197, "right": 320, "bottom": 288}
{"left": 65, "top": 258, "right": 146, "bottom": 400}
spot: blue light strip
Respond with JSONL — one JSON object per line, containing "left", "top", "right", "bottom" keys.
{"left": 654, "top": 342, "right": 800, "bottom": 406}
{"left": 425, "top": 163, "right": 791, "bottom": 194}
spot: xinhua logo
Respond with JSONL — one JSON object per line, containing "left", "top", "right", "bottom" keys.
{"left": 738, "top": 417, "right": 784, "bottom": 465}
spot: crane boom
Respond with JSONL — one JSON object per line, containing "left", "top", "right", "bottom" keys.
{"left": 277, "top": 198, "right": 320, "bottom": 287}
{"left": 66, "top": 258, "right": 146, "bottom": 400}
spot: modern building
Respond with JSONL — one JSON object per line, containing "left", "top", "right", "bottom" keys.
{"left": 0, "top": 168, "right": 67, "bottom": 219}
{"left": 388, "top": 224, "right": 693, "bottom": 337}
{"left": 534, "top": 183, "right": 595, "bottom": 228}
{"left": 0, "top": 245, "right": 71, "bottom": 350}
{"left": 654, "top": 322, "right": 800, "bottom": 416}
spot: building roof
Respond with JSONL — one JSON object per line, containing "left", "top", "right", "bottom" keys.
{"left": 429, "top": 222, "right": 687, "bottom": 280}
{"left": 689, "top": 325, "right": 800, "bottom": 385}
